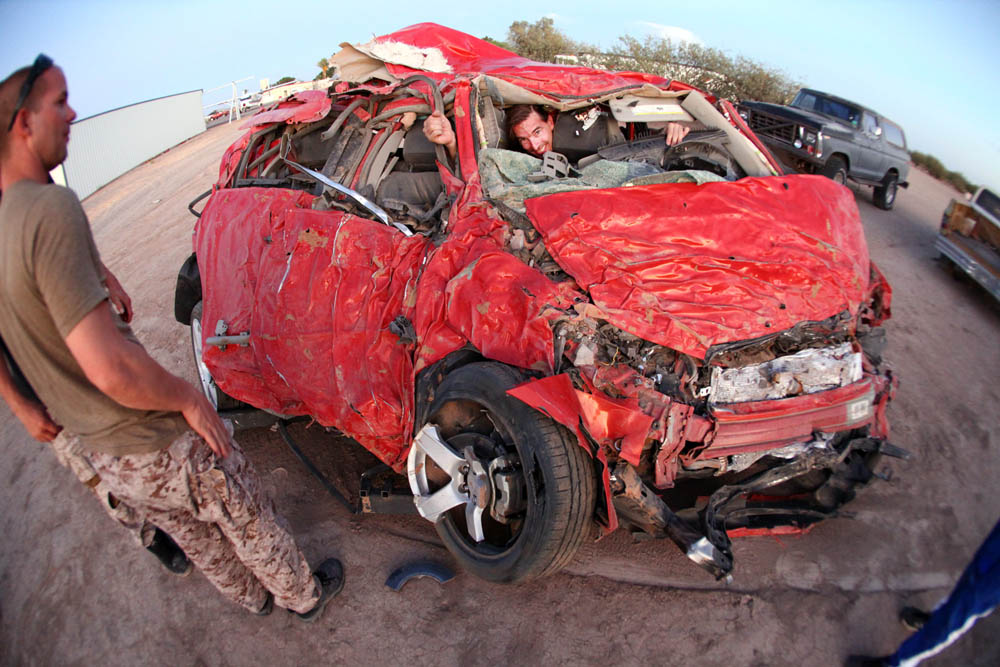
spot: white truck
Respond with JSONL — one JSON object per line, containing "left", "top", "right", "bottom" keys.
{"left": 936, "top": 187, "right": 1000, "bottom": 301}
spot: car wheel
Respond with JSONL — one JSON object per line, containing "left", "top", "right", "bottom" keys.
{"left": 820, "top": 156, "right": 848, "bottom": 185}
{"left": 408, "top": 362, "right": 595, "bottom": 582}
{"left": 874, "top": 174, "right": 898, "bottom": 210}
{"left": 189, "top": 302, "right": 244, "bottom": 411}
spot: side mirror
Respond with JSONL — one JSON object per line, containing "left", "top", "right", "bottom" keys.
{"left": 874, "top": 126, "right": 883, "bottom": 137}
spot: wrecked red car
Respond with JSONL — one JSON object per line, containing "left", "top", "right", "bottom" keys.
{"left": 174, "top": 24, "right": 902, "bottom": 583}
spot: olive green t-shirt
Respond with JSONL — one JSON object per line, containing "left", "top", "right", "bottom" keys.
{"left": 0, "top": 181, "right": 185, "bottom": 455}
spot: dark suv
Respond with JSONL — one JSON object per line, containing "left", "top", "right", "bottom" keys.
{"left": 739, "top": 89, "right": 910, "bottom": 210}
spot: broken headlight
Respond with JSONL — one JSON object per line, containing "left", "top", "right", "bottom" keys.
{"left": 708, "top": 342, "right": 861, "bottom": 404}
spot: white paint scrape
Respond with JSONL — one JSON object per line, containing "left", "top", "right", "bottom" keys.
{"left": 356, "top": 40, "right": 452, "bottom": 74}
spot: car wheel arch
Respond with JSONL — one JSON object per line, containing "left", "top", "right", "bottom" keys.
{"left": 831, "top": 152, "right": 850, "bottom": 171}
{"left": 821, "top": 153, "right": 850, "bottom": 184}
{"left": 873, "top": 171, "right": 899, "bottom": 210}
{"left": 173, "top": 253, "right": 201, "bottom": 325}
{"left": 412, "top": 347, "right": 488, "bottom": 435}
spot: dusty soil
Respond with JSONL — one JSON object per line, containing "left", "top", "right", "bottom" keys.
{"left": 1, "top": 122, "right": 998, "bottom": 666}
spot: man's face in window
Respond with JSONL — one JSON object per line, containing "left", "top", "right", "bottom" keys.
{"left": 512, "top": 110, "right": 555, "bottom": 157}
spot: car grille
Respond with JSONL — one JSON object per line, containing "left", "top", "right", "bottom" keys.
{"left": 744, "top": 110, "right": 796, "bottom": 144}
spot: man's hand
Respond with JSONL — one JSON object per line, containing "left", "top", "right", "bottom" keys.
{"left": 65, "top": 302, "right": 232, "bottom": 458}
{"left": 101, "top": 264, "right": 132, "bottom": 323}
{"left": 0, "top": 345, "right": 62, "bottom": 442}
{"left": 180, "top": 387, "right": 233, "bottom": 459}
{"left": 665, "top": 122, "right": 691, "bottom": 147}
{"left": 12, "top": 399, "right": 62, "bottom": 442}
{"left": 422, "top": 111, "right": 457, "bottom": 158}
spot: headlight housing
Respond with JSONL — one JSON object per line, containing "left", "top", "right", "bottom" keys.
{"left": 795, "top": 127, "right": 823, "bottom": 157}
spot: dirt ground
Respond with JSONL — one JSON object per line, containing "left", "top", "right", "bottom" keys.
{"left": 1, "top": 122, "right": 998, "bottom": 666}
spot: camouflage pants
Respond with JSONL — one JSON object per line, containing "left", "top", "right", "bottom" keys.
{"left": 88, "top": 431, "right": 320, "bottom": 613}
{"left": 50, "top": 431, "right": 154, "bottom": 547}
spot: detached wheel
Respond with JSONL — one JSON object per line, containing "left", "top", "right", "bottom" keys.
{"left": 821, "top": 156, "right": 848, "bottom": 185}
{"left": 874, "top": 174, "right": 898, "bottom": 210}
{"left": 189, "top": 301, "right": 244, "bottom": 411}
{"left": 408, "top": 362, "right": 595, "bottom": 582}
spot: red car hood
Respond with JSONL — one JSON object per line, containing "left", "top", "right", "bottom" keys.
{"left": 525, "top": 174, "right": 870, "bottom": 359}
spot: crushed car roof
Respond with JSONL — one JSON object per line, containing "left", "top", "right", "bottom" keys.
{"left": 331, "top": 22, "right": 701, "bottom": 100}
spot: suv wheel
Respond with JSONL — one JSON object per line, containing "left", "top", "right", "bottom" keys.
{"left": 408, "top": 362, "right": 595, "bottom": 582}
{"left": 874, "top": 174, "right": 898, "bottom": 210}
{"left": 821, "top": 156, "right": 848, "bottom": 185}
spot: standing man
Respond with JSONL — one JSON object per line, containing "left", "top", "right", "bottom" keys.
{"left": 0, "top": 55, "right": 343, "bottom": 619}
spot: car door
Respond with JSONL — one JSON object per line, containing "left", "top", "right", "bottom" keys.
{"left": 857, "top": 112, "right": 886, "bottom": 180}
{"left": 196, "top": 186, "right": 430, "bottom": 466}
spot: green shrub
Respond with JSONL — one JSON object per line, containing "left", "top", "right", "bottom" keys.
{"left": 911, "top": 151, "right": 976, "bottom": 193}
{"left": 499, "top": 19, "right": 798, "bottom": 104}
{"left": 602, "top": 35, "right": 799, "bottom": 103}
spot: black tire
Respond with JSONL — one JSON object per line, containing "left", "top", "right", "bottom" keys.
{"left": 424, "top": 362, "right": 595, "bottom": 582}
{"left": 189, "top": 302, "right": 244, "bottom": 411}
{"left": 873, "top": 173, "right": 898, "bottom": 210}
{"left": 820, "top": 156, "right": 848, "bottom": 185}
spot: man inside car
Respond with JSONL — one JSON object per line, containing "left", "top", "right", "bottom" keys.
{"left": 423, "top": 103, "right": 690, "bottom": 161}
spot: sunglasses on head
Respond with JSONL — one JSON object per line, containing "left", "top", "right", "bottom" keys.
{"left": 7, "top": 54, "right": 54, "bottom": 132}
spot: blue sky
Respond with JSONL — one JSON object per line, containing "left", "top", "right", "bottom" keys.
{"left": 2, "top": 0, "right": 997, "bottom": 190}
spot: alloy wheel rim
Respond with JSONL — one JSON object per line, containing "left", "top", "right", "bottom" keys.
{"left": 191, "top": 315, "right": 220, "bottom": 409}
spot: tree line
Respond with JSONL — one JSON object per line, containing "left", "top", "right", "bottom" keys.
{"left": 489, "top": 18, "right": 799, "bottom": 104}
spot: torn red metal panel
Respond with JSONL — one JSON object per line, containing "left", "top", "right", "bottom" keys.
{"left": 525, "top": 175, "right": 869, "bottom": 359}
{"left": 862, "top": 261, "right": 893, "bottom": 326}
{"left": 653, "top": 403, "right": 704, "bottom": 489}
{"left": 508, "top": 374, "right": 652, "bottom": 466}
{"left": 241, "top": 90, "right": 332, "bottom": 128}
{"left": 868, "top": 372, "right": 897, "bottom": 440}
{"left": 444, "top": 252, "right": 581, "bottom": 373}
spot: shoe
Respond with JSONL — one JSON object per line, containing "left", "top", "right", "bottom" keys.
{"left": 900, "top": 606, "right": 931, "bottom": 632}
{"left": 294, "top": 558, "right": 345, "bottom": 623}
{"left": 146, "top": 528, "right": 193, "bottom": 577}
{"left": 254, "top": 591, "right": 274, "bottom": 616}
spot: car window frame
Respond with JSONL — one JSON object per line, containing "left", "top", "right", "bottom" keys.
{"left": 882, "top": 120, "right": 906, "bottom": 149}
{"left": 861, "top": 111, "right": 880, "bottom": 137}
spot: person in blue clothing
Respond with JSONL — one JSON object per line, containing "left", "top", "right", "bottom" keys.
{"left": 849, "top": 517, "right": 1000, "bottom": 666}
